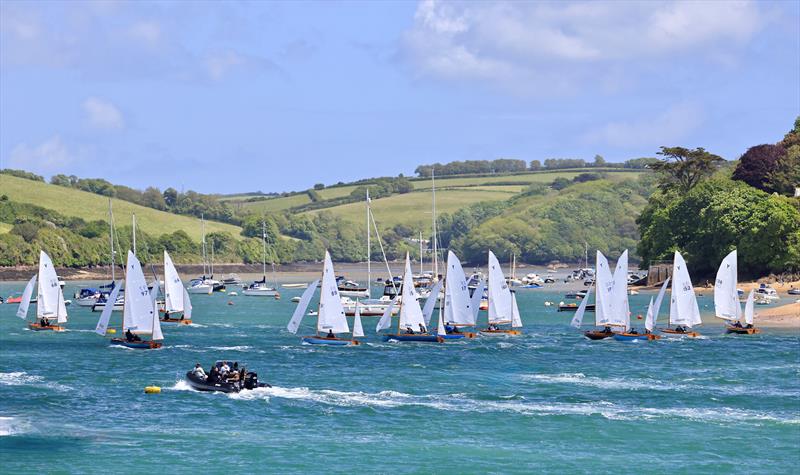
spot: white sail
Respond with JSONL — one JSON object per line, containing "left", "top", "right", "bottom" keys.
{"left": 669, "top": 251, "right": 702, "bottom": 328}
{"left": 287, "top": 279, "right": 319, "bottom": 334}
{"left": 443, "top": 251, "right": 473, "bottom": 325}
{"left": 470, "top": 277, "right": 485, "bottom": 321}
{"left": 570, "top": 284, "right": 592, "bottom": 329}
{"left": 644, "top": 296, "right": 655, "bottom": 332}
{"left": 151, "top": 293, "right": 164, "bottom": 340}
{"left": 399, "top": 254, "right": 426, "bottom": 330}
{"left": 123, "top": 250, "right": 156, "bottom": 334}
{"left": 148, "top": 279, "right": 160, "bottom": 305}
{"left": 37, "top": 251, "right": 66, "bottom": 321}
{"left": 594, "top": 251, "right": 614, "bottom": 326}
{"left": 714, "top": 250, "right": 740, "bottom": 321}
{"left": 318, "top": 251, "right": 349, "bottom": 334}
{"left": 652, "top": 277, "right": 670, "bottom": 325}
{"left": 353, "top": 300, "right": 365, "bottom": 338}
{"left": 436, "top": 308, "right": 446, "bottom": 336}
{"left": 488, "top": 250, "right": 514, "bottom": 324}
{"left": 182, "top": 288, "right": 193, "bottom": 320}
{"left": 422, "top": 280, "right": 442, "bottom": 326}
{"left": 743, "top": 289, "right": 755, "bottom": 325}
{"left": 16, "top": 275, "right": 37, "bottom": 320}
{"left": 163, "top": 250, "right": 185, "bottom": 313}
{"left": 511, "top": 292, "right": 522, "bottom": 328}
{"left": 95, "top": 281, "right": 121, "bottom": 335}
{"left": 376, "top": 297, "right": 396, "bottom": 332}
{"left": 610, "top": 250, "right": 630, "bottom": 330}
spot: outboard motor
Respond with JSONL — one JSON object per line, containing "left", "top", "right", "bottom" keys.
{"left": 244, "top": 372, "right": 259, "bottom": 390}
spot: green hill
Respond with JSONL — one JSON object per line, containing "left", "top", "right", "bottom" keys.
{"left": 1, "top": 174, "right": 242, "bottom": 241}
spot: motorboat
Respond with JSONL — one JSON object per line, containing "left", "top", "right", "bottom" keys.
{"left": 336, "top": 277, "right": 370, "bottom": 299}
{"left": 221, "top": 274, "right": 243, "bottom": 286}
{"left": 754, "top": 284, "right": 779, "bottom": 301}
{"left": 74, "top": 287, "right": 102, "bottom": 307}
{"left": 184, "top": 361, "right": 270, "bottom": 393}
{"left": 92, "top": 293, "right": 124, "bottom": 312}
{"left": 186, "top": 278, "right": 213, "bottom": 295}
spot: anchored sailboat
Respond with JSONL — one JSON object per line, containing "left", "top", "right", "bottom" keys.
{"left": 161, "top": 250, "right": 193, "bottom": 324}
{"left": 243, "top": 221, "right": 279, "bottom": 297}
{"left": 379, "top": 254, "right": 443, "bottom": 343}
{"left": 480, "top": 251, "right": 522, "bottom": 336}
{"left": 106, "top": 250, "right": 164, "bottom": 349}
{"left": 661, "top": 251, "right": 702, "bottom": 338}
{"left": 187, "top": 217, "right": 213, "bottom": 295}
{"left": 16, "top": 251, "right": 68, "bottom": 331}
{"left": 289, "top": 251, "right": 360, "bottom": 345}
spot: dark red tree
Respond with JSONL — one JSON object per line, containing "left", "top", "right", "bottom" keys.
{"left": 732, "top": 144, "right": 785, "bottom": 192}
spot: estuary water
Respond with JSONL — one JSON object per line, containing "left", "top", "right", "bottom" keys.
{"left": 1, "top": 281, "right": 798, "bottom": 474}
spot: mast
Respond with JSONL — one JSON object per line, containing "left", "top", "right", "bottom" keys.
{"left": 132, "top": 213, "right": 136, "bottom": 255}
{"left": 366, "top": 189, "right": 371, "bottom": 297}
{"left": 584, "top": 242, "right": 588, "bottom": 269}
{"left": 419, "top": 231, "right": 423, "bottom": 275}
{"left": 431, "top": 168, "right": 438, "bottom": 279}
{"left": 261, "top": 220, "right": 267, "bottom": 280}
{"left": 201, "top": 215, "right": 207, "bottom": 277}
{"left": 108, "top": 198, "right": 115, "bottom": 281}
{"left": 210, "top": 239, "right": 215, "bottom": 276}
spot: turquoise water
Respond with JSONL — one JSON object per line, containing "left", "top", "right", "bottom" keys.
{"left": 1, "top": 281, "right": 798, "bottom": 474}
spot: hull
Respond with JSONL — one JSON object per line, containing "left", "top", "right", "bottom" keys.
{"left": 161, "top": 318, "right": 192, "bottom": 325}
{"left": 75, "top": 297, "right": 98, "bottom": 307}
{"left": 479, "top": 329, "right": 522, "bottom": 337}
{"left": 584, "top": 330, "right": 615, "bottom": 340}
{"left": 28, "top": 323, "right": 64, "bottom": 332}
{"left": 110, "top": 338, "right": 163, "bottom": 349}
{"left": 381, "top": 333, "right": 444, "bottom": 343}
{"left": 92, "top": 302, "right": 124, "bottom": 312}
{"left": 187, "top": 285, "right": 213, "bottom": 295}
{"left": 726, "top": 326, "right": 760, "bottom": 335}
{"left": 661, "top": 328, "right": 701, "bottom": 338}
{"left": 613, "top": 332, "right": 660, "bottom": 341}
{"left": 558, "top": 304, "right": 595, "bottom": 312}
{"left": 338, "top": 289, "right": 370, "bottom": 299}
{"left": 301, "top": 336, "right": 360, "bottom": 346}
{"left": 185, "top": 371, "right": 270, "bottom": 393}
{"left": 242, "top": 288, "right": 279, "bottom": 297}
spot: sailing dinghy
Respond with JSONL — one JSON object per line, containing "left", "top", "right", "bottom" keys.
{"left": 583, "top": 251, "right": 627, "bottom": 340}
{"left": 379, "top": 254, "right": 443, "bottom": 343}
{"left": 660, "top": 251, "right": 702, "bottom": 338}
{"left": 714, "top": 250, "right": 760, "bottom": 334}
{"left": 161, "top": 250, "right": 193, "bottom": 324}
{"left": 480, "top": 251, "right": 522, "bottom": 336}
{"left": 613, "top": 251, "right": 663, "bottom": 341}
{"left": 287, "top": 251, "right": 360, "bottom": 346}
{"left": 16, "top": 251, "right": 68, "bottom": 331}
{"left": 105, "top": 250, "right": 164, "bottom": 349}
{"left": 441, "top": 251, "right": 476, "bottom": 339}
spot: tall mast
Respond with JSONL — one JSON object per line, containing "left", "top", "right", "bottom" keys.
{"left": 419, "top": 231, "right": 423, "bottom": 275}
{"left": 132, "top": 213, "right": 136, "bottom": 255}
{"left": 210, "top": 239, "right": 215, "bottom": 276}
{"left": 261, "top": 220, "right": 267, "bottom": 279}
{"left": 584, "top": 242, "right": 588, "bottom": 269}
{"left": 366, "top": 189, "right": 371, "bottom": 297}
{"left": 108, "top": 198, "right": 115, "bottom": 281}
{"left": 201, "top": 215, "right": 207, "bottom": 277}
{"left": 431, "top": 168, "right": 438, "bottom": 279}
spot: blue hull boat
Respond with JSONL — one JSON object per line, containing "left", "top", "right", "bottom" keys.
{"left": 381, "top": 334, "right": 444, "bottom": 343}
{"left": 301, "top": 336, "right": 360, "bottom": 346}
{"left": 440, "top": 333, "right": 466, "bottom": 340}
{"left": 612, "top": 333, "right": 659, "bottom": 342}
{"left": 110, "top": 338, "right": 162, "bottom": 349}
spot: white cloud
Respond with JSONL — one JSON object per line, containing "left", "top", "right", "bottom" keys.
{"left": 402, "top": 0, "right": 764, "bottom": 93}
{"left": 83, "top": 97, "right": 125, "bottom": 130}
{"left": 583, "top": 102, "right": 704, "bottom": 148}
{"left": 8, "top": 136, "right": 76, "bottom": 174}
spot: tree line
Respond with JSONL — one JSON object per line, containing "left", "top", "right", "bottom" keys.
{"left": 414, "top": 156, "right": 658, "bottom": 177}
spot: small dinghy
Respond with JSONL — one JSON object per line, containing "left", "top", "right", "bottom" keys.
{"left": 16, "top": 251, "right": 69, "bottom": 332}
{"left": 479, "top": 251, "right": 522, "bottom": 336}
{"left": 659, "top": 251, "right": 702, "bottom": 338}
{"left": 160, "top": 250, "right": 193, "bottom": 325}
{"left": 185, "top": 361, "right": 270, "bottom": 393}
{"left": 574, "top": 251, "right": 629, "bottom": 340}
{"left": 726, "top": 289, "right": 760, "bottom": 334}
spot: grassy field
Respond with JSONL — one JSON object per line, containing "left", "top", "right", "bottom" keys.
{"left": 1, "top": 175, "right": 243, "bottom": 241}
{"left": 304, "top": 187, "right": 520, "bottom": 228}
{"left": 225, "top": 170, "right": 643, "bottom": 214}
{"left": 0, "top": 222, "right": 12, "bottom": 234}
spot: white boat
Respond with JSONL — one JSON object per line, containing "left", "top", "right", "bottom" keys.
{"left": 162, "top": 250, "right": 193, "bottom": 324}
{"left": 243, "top": 221, "right": 279, "bottom": 297}
{"left": 661, "top": 251, "right": 702, "bottom": 338}
{"left": 377, "top": 254, "right": 443, "bottom": 343}
{"left": 340, "top": 296, "right": 398, "bottom": 316}
{"left": 16, "top": 250, "right": 69, "bottom": 331}
{"left": 440, "top": 250, "right": 476, "bottom": 338}
{"left": 92, "top": 294, "right": 125, "bottom": 312}
{"left": 577, "top": 251, "right": 630, "bottom": 340}
{"left": 480, "top": 251, "right": 522, "bottom": 336}
{"left": 754, "top": 285, "right": 779, "bottom": 301}
{"left": 282, "top": 283, "right": 309, "bottom": 289}
{"left": 287, "top": 250, "right": 361, "bottom": 346}
{"left": 186, "top": 278, "right": 213, "bottom": 295}
{"left": 98, "top": 250, "right": 164, "bottom": 349}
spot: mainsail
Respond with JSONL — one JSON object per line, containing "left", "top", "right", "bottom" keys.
{"left": 669, "top": 251, "right": 702, "bottom": 328}
{"left": 398, "top": 254, "right": 426, "bottom": 330}
{"left": 123, "top": 250, "right": 156, "bottom": 334}
{"left": 487, "top": 251, "right": 514, "bottom": 324}
{"left": 317, "top": 251, "right": 349, "bottom": 334}
{"left": 470, "top": 277, "right": 485, "bottom": 321}
{"left": 594, "top": 251, "right": 614, "bottom": 326}
{"left": 443, "top": 251, "right": 472, "bottom": 326}
{"left": 163, "top": 250, "right": 186, "bottom": 313}
{"left": 37, "top": 251, "right": 67, "bottom": 323}
{"left": 714, "top": 250, "right": 741, "bottom": 321}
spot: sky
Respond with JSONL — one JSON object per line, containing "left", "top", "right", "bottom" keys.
{"left": 1, "top": 0, "right": 798, "bottom": 194}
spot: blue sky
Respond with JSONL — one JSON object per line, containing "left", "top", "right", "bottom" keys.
{"left": 1, "top": 0, "right": 798, "bottom": 194}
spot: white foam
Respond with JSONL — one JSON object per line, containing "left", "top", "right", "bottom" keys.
{"left": 208, "top": 345, "right": 253, "bottom": 352}
{"left": 0, "top": 416, "right": 27, "bottom": 436}
{"left": 170, "top": 380, "right": 199, "bottom": 392}
{"left": 0, "top": 371, "right": 43, "bottom": 386}
{"left": 522, "top": 373, "right": 685, "bottom": 392}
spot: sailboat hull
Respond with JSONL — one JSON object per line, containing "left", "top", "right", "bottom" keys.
{"left": 110, "top": 338, "right": 163, "bottom": 349}
{"left": 28, "top": 323, "right": 64, "bottom": 332}
{"left": 479, "top": 329, "right": 521, "bottom": 337}
{"left": 302, "top": 336, "right": 360, "bottom": 346}
{"left": 381, "top": 333, "right": 444, "bottom": 343}
{"left": 613, "top": 333, "right": 660, "bottom": 341}
{"left": 161, "top": 317, "right": 192, "bottom": 325}
{"left": 660, "top": 329, "right": 701, "bottom": 338}
{"left": 726, "top": 326, "right": 760, "bottom": 335}
{"left": 584, "top": 330, "right": 615, "bottom": 340}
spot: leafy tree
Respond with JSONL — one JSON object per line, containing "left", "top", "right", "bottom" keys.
{"left": 732, "top": 144, "right": 785, "bottom": 192}
{"left": 163, "top": 188, "right": 179, "bottom": 207}
{"left": 593, "top": 155, "right": 606, "bottom": 167}
{"left": 142, "top": 187, "right": 166, "bottom": 210}
{"left": 529, "top": 160, "right": 542, "bottom": 170}
{"left": 551, "top": 177, "right": 571, "bottom": 190}
{"left": 0, "top": 169, "right": 44, "bottom": 181}
{"left": 767, "top": 145, "right": 800, "bottom": 196}
{"left": 313, "top": 183, "right": 325, "bottom": 190}
{"left": 651, "top": 146, "right": 724, "bottom": 193}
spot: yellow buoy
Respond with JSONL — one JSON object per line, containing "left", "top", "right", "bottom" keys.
{"left": 144, "top": 386, "right": 161, "bottom": 394}
{"left": 106, "top": 328, "right": 117, "bottom": 334}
